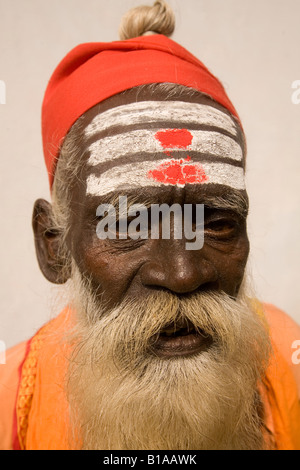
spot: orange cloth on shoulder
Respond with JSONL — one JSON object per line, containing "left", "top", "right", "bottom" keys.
{"left": 1, "top": 303, "right": 300, "bottom": 450}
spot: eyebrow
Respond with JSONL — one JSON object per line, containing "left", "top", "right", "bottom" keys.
{"left": 90, "top": 189, "right": 249, "bottom": 219}
{"left": 199, "top": 193, "right": 249, "bottom": 218}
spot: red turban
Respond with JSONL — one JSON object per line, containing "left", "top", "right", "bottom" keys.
{"left": 42, "top": 34, "right": 241, "bottom": 188}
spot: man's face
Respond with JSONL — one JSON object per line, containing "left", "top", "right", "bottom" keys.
{"left": 49, "top": 87, "right": 273, "bottom": 450}
{"left": 65, "top": 89, "right": 250, "bottom": 358}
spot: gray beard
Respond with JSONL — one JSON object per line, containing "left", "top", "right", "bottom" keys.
{"left": 65, "top": 263, "right": 272, "bottom": 450}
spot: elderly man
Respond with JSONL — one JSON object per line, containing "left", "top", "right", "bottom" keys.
{"left": 1, "top": 1, "right": 300, "bottom": 450}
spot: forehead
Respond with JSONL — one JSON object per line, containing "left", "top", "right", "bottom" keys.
{"left": 74, "top": 88, "right": 246, "bottom": 204}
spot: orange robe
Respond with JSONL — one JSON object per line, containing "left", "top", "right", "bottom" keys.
{"left": 1, "top": 303, "right": 300, "bottom": 450}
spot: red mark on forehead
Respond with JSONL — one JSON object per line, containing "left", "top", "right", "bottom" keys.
{"left": 148, "top": 158, "right": 208, "bottom": 185}
{"left": 150, "top": 128, "right": 208, "bottom": 185}
{"left": 155, "top": 129, "right": 193, "bottom": 149}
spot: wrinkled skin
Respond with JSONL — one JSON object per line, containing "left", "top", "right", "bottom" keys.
{"left": 33, "top": 89, "right": 249, "bottom": 310}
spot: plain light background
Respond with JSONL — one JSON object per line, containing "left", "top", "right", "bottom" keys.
{"left": 0, "top": 0, "right": 299, "bottom": 348}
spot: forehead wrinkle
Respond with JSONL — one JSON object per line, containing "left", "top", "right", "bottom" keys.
{"left": 86, "top": 162, "right": 245, "bottom": 196}
{"left": 82, "top": 100, "right": 245, "bottom": 164}
{"left": 86, "top": 129, "right": 243, "bottom": 167}
{"left": 87, "top": 191, "right": 154, "bottom": 210}
{"left": 81, "top": 101, "right": 246, "bottom": 198}
{"left": 86, "top": 186, "right": 248, "bottom": 218}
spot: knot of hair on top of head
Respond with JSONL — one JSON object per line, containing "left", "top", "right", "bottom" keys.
{"left": 119, "top": 0, "right": 175, "bottom": 40}
{"left": 42, "top": 0, "right": 243, "bottom": 188}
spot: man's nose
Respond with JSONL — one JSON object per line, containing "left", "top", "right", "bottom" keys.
{"left": 139, "top": 240, "right": 218, "bottom": 295}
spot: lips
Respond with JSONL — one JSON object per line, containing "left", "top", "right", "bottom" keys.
{"left": 149, "top": 319, "right": 213, "bottom": 358}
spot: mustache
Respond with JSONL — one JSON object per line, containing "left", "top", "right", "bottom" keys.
{"left": 67, "top": 266, "right": 272, "bottom": 450}
{"left": 72, "top": 285, "right": 269, "bottom": 372}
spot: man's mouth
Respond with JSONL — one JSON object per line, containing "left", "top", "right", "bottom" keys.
{"left": 149, "top": 318, "right": 213, "bottom": 358}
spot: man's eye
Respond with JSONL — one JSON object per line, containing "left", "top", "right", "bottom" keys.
{"left": 116, "top": 213, "right": 150, "bottom": 239}
{"left": 204, "top": 219, "right": 238, "bottom": 239}
{"left": 115, "top": 217, "right": 135, "bottom": 235}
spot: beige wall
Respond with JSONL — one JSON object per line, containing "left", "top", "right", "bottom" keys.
{"left": 0, "top": 0, "right": 299, "bottom": 348}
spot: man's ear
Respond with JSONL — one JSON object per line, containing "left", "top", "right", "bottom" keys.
{"left": 32, "top": 198, "right": 71, "bottom": 284}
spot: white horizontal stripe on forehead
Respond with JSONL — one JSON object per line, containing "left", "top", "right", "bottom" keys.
{"left": 84, "top": 101, "right": 239, "bottom": 138}
{"left": 86, "top": 161, "right": 245, "bottom": 197}
{"left": 87, "top": 129, "right": 243, "bottom": 166}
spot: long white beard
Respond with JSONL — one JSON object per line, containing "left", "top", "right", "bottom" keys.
{"left": 65, "top": 263, "right": 272, "bottom": 450}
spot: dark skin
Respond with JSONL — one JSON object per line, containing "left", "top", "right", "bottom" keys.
{"left": 33, "top": 90, "right": 249, "bottom": 316}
